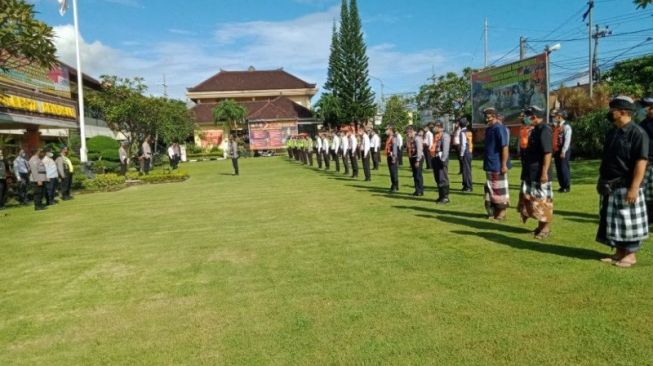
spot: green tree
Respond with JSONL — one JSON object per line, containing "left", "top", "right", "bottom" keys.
{"left": 381, "top": 95, "right": 410, "bottom": 134}
{"left": 602, "top": 54, "right": 653, "bottom": 97}
{"left": 634, "top": 0, "right": 652, "bottom": 8}
{"left": 149, "top": 97, "right": 196, "bottom": 145}
{"left": 212, "top": 99, "right": 247, "bottom": 133}
{"left": 339, "top": 0, "right": 376, "bottom": 124}
{"left": 0, "top": 0, "right": 57, "bottom": 70}
{"left": 416, "top": 68, "right": 474, "bottom": 121}
{"left": 323, "top": 20, "right": 342, "bottom": 96}
{"left": 314, "top": 93, "right": 341, "bottom": 127}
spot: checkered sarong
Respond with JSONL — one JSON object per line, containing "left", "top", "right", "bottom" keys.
{"left": 518, "top": 181, "right": 554, "bottom": 223}
{"left": 484, "top": 172, "right": 510, "bottom": 208}
{"left": 643, "top": 165, "right": 653, "bottom": 202}
{"left": 602, "top": 188, "right": 649, "bottom": 242}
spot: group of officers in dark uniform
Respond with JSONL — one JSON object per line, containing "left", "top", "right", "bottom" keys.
{"left": 287, "top": 95, "right": 653, "bottom": 268}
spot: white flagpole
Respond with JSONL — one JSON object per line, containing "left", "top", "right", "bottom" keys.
{"left": 72, "top": 0, "right": 88, "bottom": 162}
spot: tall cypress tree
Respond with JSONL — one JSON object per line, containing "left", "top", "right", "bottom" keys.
{"left": 323, "top": 20, "right": 340, "bottom": 95}
{"left": 346, "top": 0, "right": 375, "bottom": 124}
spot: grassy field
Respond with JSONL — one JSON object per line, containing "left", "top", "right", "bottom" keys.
{"left": 1, "top": 156, "right": 651, "bottom": 365}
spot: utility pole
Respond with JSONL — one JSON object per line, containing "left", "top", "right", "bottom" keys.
{"left": 484, "top": 18, "right": 489, "bottom": 68}
{"left": 592, "top": 25, "right": 612, "bottom": 83}
{"left": 587, "top": 0, "right": 594, "bottom": 97}
{"left": 519, "top": 36, "right": 526, "bottom": 60}
{"left": 162, "top": 74, "right": 168, "bottom": 98}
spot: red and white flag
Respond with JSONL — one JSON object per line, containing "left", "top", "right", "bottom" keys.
{"left": 58, "top": 0, "right": 69, "bottom": 16}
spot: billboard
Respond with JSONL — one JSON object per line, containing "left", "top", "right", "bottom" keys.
{"left": 249, "top": 121, "right": 297, "bottom": 150}
{"left": 0, "top": 55, "right": 72, "bottom": 99}
{"left": 196, "top": 129, "right": 224, "bottom": 148}
{"left": 471, "top": 53, "right": 547, "bottom": 125}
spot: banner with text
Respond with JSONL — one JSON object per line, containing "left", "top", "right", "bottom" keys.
{"left": 471, "top": 53, "right": 547, "bottom": 125}
{"left": 249, "top": 121, "right": 298, "bottom": 150}
{"left": 0, "top": 54, "right": 72, "bottom": 99}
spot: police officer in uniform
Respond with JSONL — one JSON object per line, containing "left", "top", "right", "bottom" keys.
{"left": 29, "top": 148, "right": 48, "bottom": 211}
{"left": 228, "top": 134, "right": 239, "bottom": 175}
{"left": 361, "top": 128, "right": 372, "bottom": 181}
{"left": 331, "top": 131, "right": 341, "bottom": 172}
{"left": 407, "top": 126, "right": 425, "bottom": 196}
{"left": 431, "top": 121, "right": 451, "bottom": 204}
{"left": 385, "top": 126, "right": 400, "bottom": 192}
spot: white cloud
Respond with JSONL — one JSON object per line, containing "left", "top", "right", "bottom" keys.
{"left": 168, "top": 28, "right": 196, "bottom": 36}
{"left": 101, "top": 0, "right": 144, "bottom": 8}
{"left": 52, "top": 7, "right": 458, "bottom": 100}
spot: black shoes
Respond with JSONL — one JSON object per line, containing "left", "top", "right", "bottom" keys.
{"left": 462, "top": 188, "right": 473, "bottom": 193}
{"left": 558, "top": 188, "right": 570, "bottom": 193}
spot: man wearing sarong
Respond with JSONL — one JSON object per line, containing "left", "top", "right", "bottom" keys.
{"left": 483, "top": 107, "right": 511, "bottom": 220}
{"left": 518, "top": 106, "right": 553, "bottom": 239}
{"left": 638, "top": 97, "right": 653, "bottom": 222}
{"left": 431, "top": 121, "right": 451, "bottom": 204}
{"left": 385, "top": 126, "right": 400, "bottom": 193}
{"left": 598, "top": 96, "right": 649, "bottom": 268}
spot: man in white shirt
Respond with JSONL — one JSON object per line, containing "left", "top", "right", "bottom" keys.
{"left": 362, "top": 128, "right": 372, "bottom": 181}
{"left": 140, "top": 135, "right": 152, "bottom": 175}
{"left": 396, "top": 131, "right": 404, "bottom": 166}
{"left": 349, "top": 130, "right": 359, "bottom": 178}
{"left": 424, "top": 124, "right": 434, "bottom": 170}
{"left": 330, "top": 131, "right": 340, "bottom": 172}
{"left": 322, "top": 133, "right": 331, "bottom": 170}
{"left": 370, "top": 129, "right": 381, "bottom": 170}
{"left": 315, "top": 133, "right": 323, "bottom": 169}
{"left": 340, "top": 130, "right": 350, "bottom": 175}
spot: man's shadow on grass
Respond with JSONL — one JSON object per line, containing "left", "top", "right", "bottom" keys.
{"left": 452, "top": 230, "right": 605, "bottom": 260}
{"left": 414, "top": 213, "right": 532, "bottom": 234}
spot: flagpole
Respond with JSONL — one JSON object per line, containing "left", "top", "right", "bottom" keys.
{"left": 72, "top": 0, "right": 87, "bottom": 163}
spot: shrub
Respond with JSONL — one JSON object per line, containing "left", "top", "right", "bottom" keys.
{"left": 93, "top": 160, "right": 120, "bottom": 173}
{"left": 87, "top": 136, "right": 120, "bottom": 153}
{"left": 126, "top": 169, "right": 189, "bottom": 183}
{"left": 84, "top": 174, "right": 126, "bottom": 191}
{"left": 572, "top": 108, "right": 611, "bottom": 159}
{"left": 100, "top": 149, "right": 120, "bottom": 161}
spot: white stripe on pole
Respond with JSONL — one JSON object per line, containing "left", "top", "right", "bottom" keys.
{"left": 72, "top": 0, "right": 88, "bottom": 163}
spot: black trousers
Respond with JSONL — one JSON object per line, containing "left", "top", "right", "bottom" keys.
{"left": 232, "top": 158, "right": 239, "bottom": 175}
{"left": 342, "top": 151, "right": 350, "bottom": 174}
{"left": 331, "top": 150, "right": 340, "bottom": 172}
{"left": 433, "top": 156, "right": 449, "bottom": 188}
{"left": 315, "top": 148, "right": 322, "bottom": 168}
{"left": 142, "top": 158, "right": 151, "bottom": 174}
{"left": 120, "top": 161, "right": 128, "bottom": 176}
{"left": 45, "top": 178, "right": 57, "bottom": 204}
{"left": 60, "top": 173, "right": 73, "bottom": 199}
{"left": 388, "top": 156, "right": 399, "bottom": 190}
{"left": 323, "top": 151, "right": 330, "bottom": 170}
{"left": 288, "top": 148, "right": 293, "bottom": 159}
{"left": 410, "top": 157, "right": 424, "bottom": 194}
{"left": 363, "top": 152, "right": 371, "bottom": 180}
{"left": 32, "top": 182, "right": 46, "bottom": 209}
{"left": 372, "top": 149, "right": 380, "bottom": 170}
{"left": 461, "top": 153, "right": 473, "bottom": 190}
{"left": 398, "top": 148, "right": 404, "bottom": 166}
{"left": 423, "top": 146, "right": 432, "bottom": 169}
{"left": 350, "top": 151, "right": 359, "bottom": 177}
{"left": 17, "top": 173, "right": 29, "bottom": 203}
{"left": 0, "top": 179, "right": 6, "bottom": 208}
{"left": 307, "top": 149, "right": 314, "bottom": 166}
{"left": 554, "top": 150, "right": 571, "bottom": 189}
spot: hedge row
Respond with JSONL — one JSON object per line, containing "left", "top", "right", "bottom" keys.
{"left": 73, "top": 170, "right": 189, "bottom": 192}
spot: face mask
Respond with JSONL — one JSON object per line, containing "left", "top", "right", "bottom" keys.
{"left": 606, "top": 112, "right": 615, "bottom": 123}
{"left": 523, "top": 117, "right": 532, "bottom": 125}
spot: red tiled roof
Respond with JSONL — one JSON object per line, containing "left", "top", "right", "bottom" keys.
{"left": 188, "top": 69, "right": 317, "bottom": 93}
{"left": 191, "top": 96, "right": 313, "bottom": 123}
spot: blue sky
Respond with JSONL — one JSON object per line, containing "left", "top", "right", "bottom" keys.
{"left": 30, "top": 0, "right": 653, "bottom": 101}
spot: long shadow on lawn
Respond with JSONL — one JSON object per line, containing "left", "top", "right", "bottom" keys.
{"left": 555, "top": 209, "right": 597, "bottom": 220}
{"left": 415, "top": 213, "right": 532, "bottom": 234}
{"left": 393, "top": 205, "right": 488, "bottom": 219}
{"left": 452, "top": 230, "right": 604, "bottom": 260}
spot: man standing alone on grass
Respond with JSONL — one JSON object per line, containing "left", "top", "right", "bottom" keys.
{"left": 55, "top": 147, "right": 74, "bottom": 201}
{"left": 29, "top": 149, "right": 47, "bottom": 211}
{"left": 386, "top": 126, "right": 399, "bottom": 193}
{"left": 407, "top": 126, "right": 424, "bottom": 196}
{"left": 431, "top": 121, "right": 451, "bottom": 204}
{"left": 482, "top": 107, "right": 511, "bottom": 220}
{"left": 228, "top": 135, "right": 239, "bottom": 176}
{"left": 518, "top": 106, "right": 553, "bottom": 239}
{"left": 552, "top": 110, "right": 572, "bottom": 193}
{"left": 637, "top": 97, "right": 653, "bottom": 222}
{"left": 598, "top": 96, "right": 649, "bottom": 268}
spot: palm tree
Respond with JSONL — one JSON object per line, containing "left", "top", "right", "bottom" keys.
{"left": 212, "top": 100, "right": 247, "bottom": 132}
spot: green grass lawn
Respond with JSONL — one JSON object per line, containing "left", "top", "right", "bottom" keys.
{"left": 1, "top": 156, "right": 651, "bottom": 365}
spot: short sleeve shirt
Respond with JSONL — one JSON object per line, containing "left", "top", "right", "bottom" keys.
{"left": 600, "top": 122, "right": 649, "bottom": 184}
{"left": 639, "top": 117, "right": 653, "bottom": 160}
{"left": 522, "top": 123, "right": 553, "bottom": 182}
{"left": 483, "top": 123, "right": 511, "bottom": 172}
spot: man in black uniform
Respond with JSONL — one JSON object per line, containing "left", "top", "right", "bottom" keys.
{"left": 638, "top": 97, "right": 653, "bottom": 222}
{"left": 385, "top": 126, "right": 399, "bottom": 193}
{"left": 597, "top": 96, "right": 649, "bottom": 268}
{"left": 407, "top": 126, "right": 424, "bottom": 196}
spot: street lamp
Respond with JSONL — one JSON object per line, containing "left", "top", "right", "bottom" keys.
{"left": 545, "top": 43, "right": 561, "bottom": 124}
{"left": 369, "top": 75, "right": 385, "bottom": 106}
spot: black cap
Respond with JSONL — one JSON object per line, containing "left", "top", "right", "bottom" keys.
{"left": 609, "top": 96, "right": 636, "bottom": 111}
{"left": 482, "top": 107, "right": 497, "bottom": 115}
{"left": 524, "top": 105, "right": 545, "bottom": 118}
{"left": 551, "top": 109, "right": 567, "bottom": 118}
{"left": 434, "top": 121, "right": 443, "bottom": 128}
{"left": 640, "top": 97, "right": 653, "bottom": 108}
{"left": 459, "top": 118, "right": 469, "bottom": 128}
